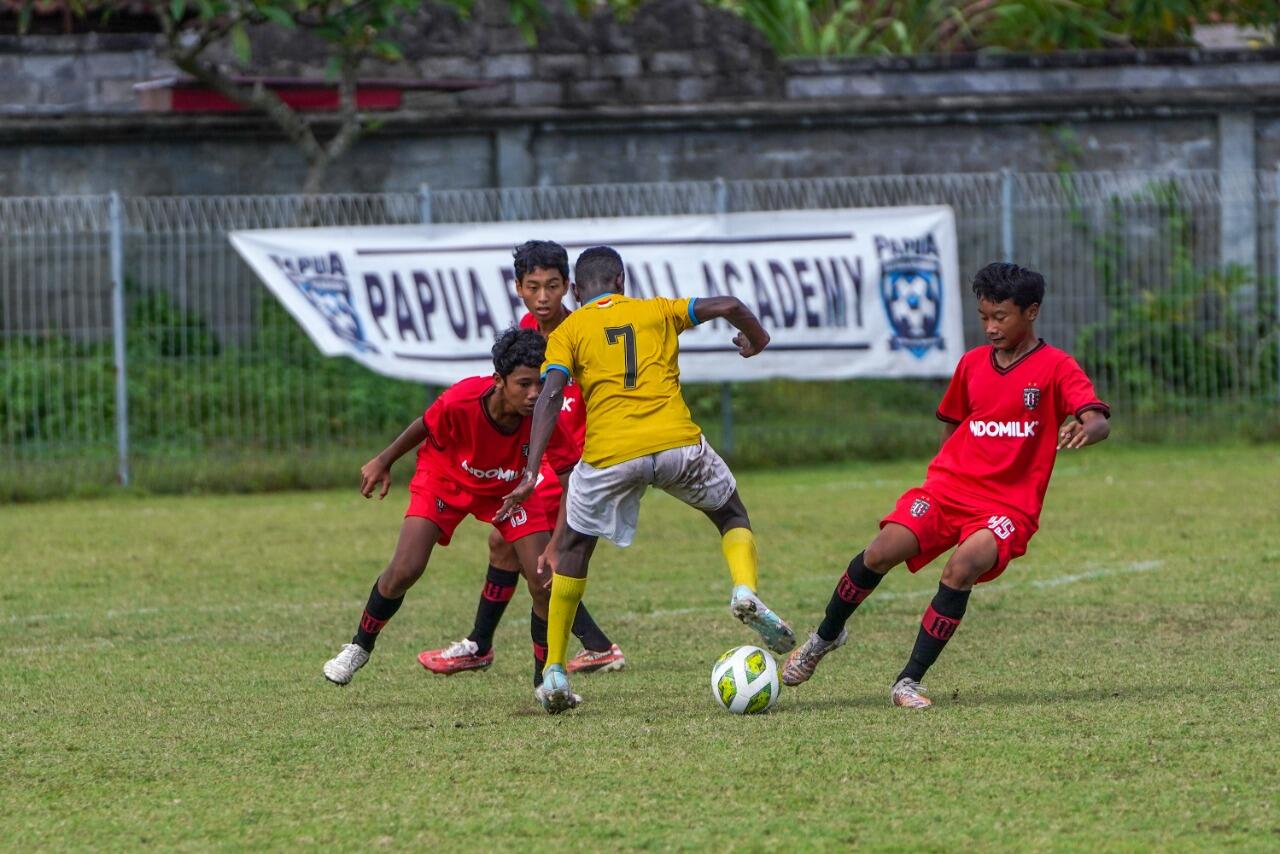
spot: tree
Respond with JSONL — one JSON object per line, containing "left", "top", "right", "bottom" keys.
{"left": 30, "top": 0, "right": 550, "bottom": 193}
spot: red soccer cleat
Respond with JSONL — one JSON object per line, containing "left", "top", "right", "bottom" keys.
{"left": 417, "top": 638, "right": 494, "bottom": 675}
{"left": 565, "top": 643, "right": 626, "bottom": 674}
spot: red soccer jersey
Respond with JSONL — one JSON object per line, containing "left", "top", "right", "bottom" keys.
{"left": 412, "top": 375, "right": 577, "bottom": 500}
{"left": 519, "top": 311, "right": 587, "bottom": 455}
{"left": 926, "top": 341, "right": 1109, "bottom": 525}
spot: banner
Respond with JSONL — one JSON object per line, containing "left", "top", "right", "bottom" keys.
{"left": 229, "top": 207, "right": 963, "bottom": 384}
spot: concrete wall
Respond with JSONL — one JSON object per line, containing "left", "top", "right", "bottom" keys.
{"left": 1, "top": 1, "right": 1279, "bottom": 198}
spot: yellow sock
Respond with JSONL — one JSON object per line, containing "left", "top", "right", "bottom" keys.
{"left": 722, "top": 528, "right": 758, "bottom": 592}
{"left": 546, "top": 573, "right": 587, "bottom": 669}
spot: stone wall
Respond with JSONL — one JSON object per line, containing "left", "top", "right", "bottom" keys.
{"left": 0, "top": 1, "right": 1278, "bottom": 199}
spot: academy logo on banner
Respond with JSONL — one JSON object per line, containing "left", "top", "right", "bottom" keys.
{"left": 229, "top": 208, "right": 963, "bottom": 384}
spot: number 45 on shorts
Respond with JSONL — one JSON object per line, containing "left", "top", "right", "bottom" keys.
{"left": 987, "top": 515, "right": 1016, "bottom": 540}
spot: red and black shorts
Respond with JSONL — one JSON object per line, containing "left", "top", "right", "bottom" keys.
{"left": 406, "top": 476, "right": 554, "bottom": 546}
{"left": 880, "top": 486, "right": 1035, "bottom": 584}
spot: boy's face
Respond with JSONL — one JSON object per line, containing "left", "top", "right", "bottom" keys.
{"left": 516, "top": 266, "right": 569, "bottom": 322}
{"left": 494, "top": 366, "right": 543, "bottom": 417}
{"left": 977, "top": 297, "right": 1039, "bottom": 352}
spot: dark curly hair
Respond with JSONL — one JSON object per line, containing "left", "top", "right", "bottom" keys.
{"left": 574, "top": 246, "right": 624, "bottom": 291}
{"left": 972, "top": 262, "right": 1045, "bottom": 310}
{"left": 512, "top": 240, "right": 569, "bottom": 282}
{"left": 491, "top": 327, "right": 547, "bottom": 377}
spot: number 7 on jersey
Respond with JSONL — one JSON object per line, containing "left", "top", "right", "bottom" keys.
{"left": 605, "top": 325, "right": 638, "bottom": 389}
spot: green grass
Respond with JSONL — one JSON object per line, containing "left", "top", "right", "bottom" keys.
{"left": 3, "top": 444, "right": 1278, "bottom": 849}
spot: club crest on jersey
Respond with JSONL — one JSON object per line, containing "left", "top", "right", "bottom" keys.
{"left": 910, "top": 497, "right": 930, "bottom": 518}
{"left": 269, "top": 252, "right": 377, "bottom": 354}
{"left": 435, "top": 497, "right": 446, "bottom": 513}
{"left": 1023, "top": 387, "right": 1041, "bottom": 410}
{"left": 878, "top": 249, "right": 945, "bottom": 360}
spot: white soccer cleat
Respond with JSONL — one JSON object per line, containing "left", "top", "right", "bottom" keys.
{"left": 730, "top": 585, "right": 797, "bottom": 654}
{"left": 782, "top": 629, "right": 847, "bottom": 686}
{"left": 323, "top": 643, "right": 370, "bottom": 685}
{"left": 891, "top": 677, "right": 933, "bottom": 709}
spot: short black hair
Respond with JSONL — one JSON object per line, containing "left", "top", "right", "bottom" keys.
{"left": 972, "top": 262, "right": 1045, "bottom": 310}
{"left": 491, "top": 327, "right": 546, "bottom": 377}
{"left": 574, "top": 246, "right": 624, "bottom": 291}
{"left": 512, "top": 240, "right": 569, "bottom": 282}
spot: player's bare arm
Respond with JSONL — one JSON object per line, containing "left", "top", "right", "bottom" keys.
{"left": 498, "top": 368, "right": 567, "bottom": 518}
{"left": 1057, "top": 408, "right": 1110, "bottom": 450}
{"left": 360, "top": 418, "right": 430, "bottom": 499}
{"left": 693, "top": 296, "right": 771, "bottom": 357}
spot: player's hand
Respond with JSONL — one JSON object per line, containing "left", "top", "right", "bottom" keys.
{"left": 733, "top": 330, "right": 769, "bottom": 358}
{"left": 1057, "top": 421, "right": 1089, "bottom": 450}
{"left": 496, "top": 470, "right": 538, "bottom": 521}
{"left": 360, "top": 457, "right": 392, "bottom": 499}
{"left": 537, "top": 544, "right": 559, "bottom": 577}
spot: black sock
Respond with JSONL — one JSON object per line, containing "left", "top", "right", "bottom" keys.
{"left": 465, "top": 565, "right": 519, "bottom": 654}
{"left": 351, "top": 582, "right": 404, "bottom": 652}
{"left": 530, "top": 610, "right": 548, "bottom": 688}
{"left": 898, "top": 582, "right": 971, "bottom": 683}
{"left": 816, "top": 552, "right": 885, "bottom": 641}
{"left": 571, "top": 603, "right": 612, "bottom": 652}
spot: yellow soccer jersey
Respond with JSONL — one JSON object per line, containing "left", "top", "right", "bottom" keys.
{"left": 542, "top": 292, "right": 704, "bottom": 467}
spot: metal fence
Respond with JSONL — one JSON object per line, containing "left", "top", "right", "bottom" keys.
{"left": 2, "top": 171, "right": 1277, "bottom": 499}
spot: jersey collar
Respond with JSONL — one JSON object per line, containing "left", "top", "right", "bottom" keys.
{"left": 989, "top": 338, "right": 1047, "bottom": 375}
{"left": 479, "top": 387, "right": 521, "bottom": 436}
{"left": 581, "top": 290, "right": 620, "bottom": 306}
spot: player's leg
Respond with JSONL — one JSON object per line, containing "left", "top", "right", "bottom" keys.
{"left": 324, "top": 516, "right": 443, "bottom": 685}
{"left": 536, "top": 525, "right": 598, "bottom": 713}
{"left": 418, "top": 527, "right": 516, "bottom": 676}
{"left": 891, "top": 528, "right": 997, "bottom": 709}
{"left": 510, "top": 530, "right": 554, "bottom": 688}
{"left": 536, "top": 457, "right": 645, "bottom": 713}
{"left": 654, "top": 437, "right": 796, "bottom": 654}
{"left": 702, "top": 491, "right": 795, "bottom": 654}
{"left": 782, "top": 523, "right": 922, "bottom": 686}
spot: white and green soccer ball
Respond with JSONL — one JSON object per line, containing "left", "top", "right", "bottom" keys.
{"left": 710, "top": 645, "right": 780, "bottom": 714}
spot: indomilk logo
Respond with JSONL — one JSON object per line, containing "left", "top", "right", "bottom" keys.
{"left": 270, "top": 252, "right": 377, "bottom": 354}
{"left": 876, "top": 234, "right": 945, "bottom": 359}
{"left": 969, "top": 420, "right": 1040, "bottom": 438}
{"left": 460, "top": 459, "right": 520, "bottom": 481}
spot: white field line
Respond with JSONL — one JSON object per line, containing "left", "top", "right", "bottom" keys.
{"left": 3, "top": 559, "right": 1166, "bottom": 653}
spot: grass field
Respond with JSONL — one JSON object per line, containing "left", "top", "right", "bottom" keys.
{"left": 3, "top": 443, "right": 1278, "bottom": 850}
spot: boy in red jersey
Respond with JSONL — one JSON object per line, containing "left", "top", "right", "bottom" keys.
{"left": 782, "top": 262, "right": 1111, "bottom": 708}
{"left": 322, "top": 327, "right": 579, "bottom": 696}
{"left": 417, "top": 241, "right": 625, "bottom": 678}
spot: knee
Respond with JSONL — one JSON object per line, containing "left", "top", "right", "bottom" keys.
{"left": 380, "top": 559, "right": 425, "bottom": 597}
{"left": 487, "top": 527, "right": 506, "bottom": 553}
{"left": 940, "top": 561, "right": 980, "bottom": 591}
{"left": 862, "top": 542, "right": 896, "bottom": 574}
{"left": 526, "top": 577, "right": 550, "bottom": 609}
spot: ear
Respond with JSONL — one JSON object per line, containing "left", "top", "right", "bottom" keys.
{"left": 571, "top": 281, "right": 581, "bottom": 305}
{"left": 614, "top": 272, "right": 625, "bottom": 295}
{"left": 492, "top": 371, "right": 503, "bottom": 388}
{"left": 1026, "top": 303, "right": 1040, "bottom": 322}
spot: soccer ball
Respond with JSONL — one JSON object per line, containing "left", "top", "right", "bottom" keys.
{"left": 710, "top": 645, "right": 780, "bottom": 714}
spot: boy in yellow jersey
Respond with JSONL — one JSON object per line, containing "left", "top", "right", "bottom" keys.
{"left": 497, "top": 245, "right": 795, "bottom": 714}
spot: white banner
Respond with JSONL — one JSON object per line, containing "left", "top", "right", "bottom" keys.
{"left": 229, "top": 207, "right": 963, "bottom": 384}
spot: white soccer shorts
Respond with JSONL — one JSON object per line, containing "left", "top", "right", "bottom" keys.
{"left": 565, "top": 435, "right": 737, "bottom": 547}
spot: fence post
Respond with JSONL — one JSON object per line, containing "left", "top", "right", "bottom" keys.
{"left": 1274, "top": 168, "right": 1280, "bottom": 402}
{"left": 713, "top": 176, "right": 734, "bottom": 457}
{"left": 418, "top": 183, "right": 432, "bottom": 227}
{"left": 109, "top": 191, "right": 130, "bottom": 487}
{"left": 1001, "top": 168, "right": 1015, "bottom": 262}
